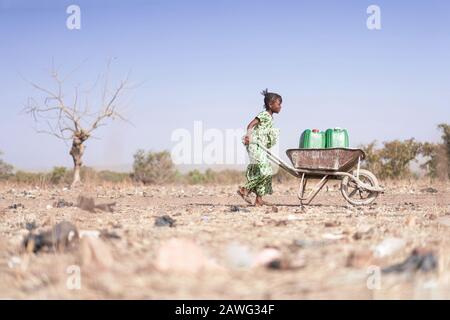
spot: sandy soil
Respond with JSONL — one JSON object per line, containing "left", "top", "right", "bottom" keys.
{"left": 0, "top": 180, "right": 449, "bottom": 299}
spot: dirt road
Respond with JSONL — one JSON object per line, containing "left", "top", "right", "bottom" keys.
{"left": 1, "top": 181, "right": 449, "bottom": 299}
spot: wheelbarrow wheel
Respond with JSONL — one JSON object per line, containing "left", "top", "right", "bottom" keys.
{"left": 341, "top": 169, "right": 379, "bottom": 206}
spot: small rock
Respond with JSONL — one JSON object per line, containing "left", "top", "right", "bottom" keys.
{"left": 287, "top": 214, "right": 302, "bottom": 221}
{"left": 100, "top": 230, "right": 121, "bottom": 240}
{"left": 79, "top": 237, "right": 114, "bottom": 269}
{"left": 230, "top": 205, "right": 240, "bottom": 212}
{"left": 226, "top": 242, "right": 253, "bottom": 268}
{"left": 7, "top": 256, "right": 22, "bottom": 269}
{"left": 8, "top": 203, "right": 25, "bottom": 210}
{"left": 154, "top": 215, "right": 176, "bottom": 227}
{"left": 155, "top": 238, "right": 220, "bottom": 273}
{"left": 382, "top": 248, "right": 437, "bottom": 274}
{"left": 346, "top": 251, "right": 374, "bottom": 268}
{"left": 324, "top": 221, "right": 341, "bottom": 227}
{"left": 271, "top": 206, "right": 278, "bottom": 213}
{"left": 322, "top": 232, "right": 345, "bottom": 240}
{"left": 372, "top": 237, "right": 406, "bottom": 258}
{"left": 252, "top": 248, "right": 282, "bottom": 268}
{"left": 79, "top": 230, "right": 101, "bottom": 238}
{"left": 77, "top": 196, "right": 116, "bottom": 213}
{"left": 23, "top": 221, "right": 79, "bottom": 253}
{"left": 53, "top": 199, "right": 73, "bottom": 208}
{"left": 420, "top": 187, "right": 438, "bottom": 194}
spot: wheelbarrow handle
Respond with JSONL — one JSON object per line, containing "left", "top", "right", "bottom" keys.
{"left": 248, "top": 142, "right": 299, "bottom": 177}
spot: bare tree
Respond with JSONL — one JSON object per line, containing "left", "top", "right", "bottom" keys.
{"left": 23, "top": 61, "right": 132, "bottom": 187}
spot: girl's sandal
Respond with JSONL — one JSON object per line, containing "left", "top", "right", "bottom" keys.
{"left": 237, "top": 188, "right": 253, "bottom": 205}
{"left": 255, "top": 199, "right": 273, "bottom": 207}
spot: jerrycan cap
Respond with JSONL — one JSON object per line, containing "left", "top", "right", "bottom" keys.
{"left": 312, "top": 129, "right": 320, "bottom": 133}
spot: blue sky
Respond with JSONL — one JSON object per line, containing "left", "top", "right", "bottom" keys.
{"left": 0, "top": 0, "right": 449, "bottom": 171}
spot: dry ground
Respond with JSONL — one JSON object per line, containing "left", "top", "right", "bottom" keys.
{"left": 0, "top": 180, "right": 449, "bottom": 299}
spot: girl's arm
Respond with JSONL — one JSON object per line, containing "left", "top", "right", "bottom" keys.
{"left": 243, "top": 118, "right": 260, "bottom": 145}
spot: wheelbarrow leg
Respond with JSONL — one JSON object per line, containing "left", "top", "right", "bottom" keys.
{"left": 297, "top": 175, "right": 329, "bottom": 205}
{"left": 298, "top": 173, "right": 307, "bottom": 209}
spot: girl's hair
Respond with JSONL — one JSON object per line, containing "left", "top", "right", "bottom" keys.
{"left": 261, "top": 88, "right": 282, "bottom": 109}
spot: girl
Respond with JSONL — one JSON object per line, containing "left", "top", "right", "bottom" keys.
{"left": 238, "top": 89, "right": 282, "bottom": 206}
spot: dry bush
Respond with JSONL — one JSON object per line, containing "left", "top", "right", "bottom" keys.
{"left": 132, "top": 150, "right": 176, "bottom": 184}
{"left": 0, "top": 151, "right": 13, "bottom": 179}
{"left": 181, "top": 169, "right": 243, "bottom": 185}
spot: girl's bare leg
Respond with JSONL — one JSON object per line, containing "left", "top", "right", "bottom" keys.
{"left": 237, "top": 186, "right": 252, "bottom": 204}
{"left": 255, "top": 195, "right": 272, "bottom": 206}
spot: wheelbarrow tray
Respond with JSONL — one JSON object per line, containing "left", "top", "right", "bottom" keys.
{"left": 286, "top": 148, "right": 365, "bottom": 172}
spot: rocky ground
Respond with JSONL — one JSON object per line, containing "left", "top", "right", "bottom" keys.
{"left": 0, "top": 180, "right": 449, "bottom": 299}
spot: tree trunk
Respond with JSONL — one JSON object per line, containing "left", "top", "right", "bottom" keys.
{"left": 69, "top": 130, "right": 89, "bottom": 187}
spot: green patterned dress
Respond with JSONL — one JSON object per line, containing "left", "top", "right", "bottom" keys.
{"left": 243, "top": 110, "right": 279, "bottom": 196}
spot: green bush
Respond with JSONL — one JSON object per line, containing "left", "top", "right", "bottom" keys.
{"left": 49, "top": 166, "right": 68, "bottom": 185}
{"left": 0, "top": 151, "right": 13, "bottom": 179}
{"left": 438, "top": 123, "right": 450, "bottom": 178}
{"left": 97, "top": 170, "right": 131, "bottom": 183}
{"left": 13, "top": 170, "right": 47, "bottom": 185}
{"left": 360, "top": 139, "right": 422, "bottom": 179}
{"left": 379, "top": 138, "right": 422, "bottom": 179}
{"left": 132, "top": 150, "right": 176, "bottom": 184}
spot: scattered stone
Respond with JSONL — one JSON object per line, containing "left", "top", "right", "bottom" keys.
{"left": 352, "top": 225, "right": 374, "bottom": 240}
{"left": 79, "top": 230, "right": 101, "bottom": 238}
{"left": 322, "top": 232, "right": 345, "bottom": 240}
{"left": 7, "top": 256, "right": 22, "bottom": 269}
{"left": 420, "top": 187, "right": 438, "bottom": 194}
{"left": 154, "top": 215, "right": 176, "bottom": 227}
{"left": 382, "top": 248, "right": 438, "bottom": 274}
{"left": 25, "top": 221, "right": 38, "bottom": 231}
{"left": 424, "top": 213, "right": 437, "bottom": 220}
{"left": 372, "top": 238, "right": 406, "bottom": 258}
{"left": 230, "top": 205, "right": 240, "bottom": 212}
{"left": 346, "top": 251, "right": 374, "bottom": 268}
{"left": 292, "top": 239, "right": 329, "bottom": 249}
{"left": 23, "top": 221, "right": 79, "bottom": 253}
{"left": 229, "top": 205, "right": 250, "bottom": 213}
{"left": 269, "top": 219, "right": 288, "bottom": 227}
{"left": 252, "top": 248, "right": 282, "bottom": 268}
{"left": 100, "top": 229, "right": 121, "bottom": 240}
{"left": 271, "top": 206, "right": 278, "bottom": 213}
{"left": 226, "top": 242, "right": 253, "bottom": 268}
{"left": 287, "top": 214, "right": 303, "bottom": 221}
{"left": 8, "top": 203, "right": 25, "bottom": 210}
{"left": 79, "top": 237, "right": 114, "bottom": 269}
{"left": 155, "top": 238, "right": 220, "bottom": 273}
{"left": 324, "top": 221, "right": 341, "bottom": 227}
{"left": 53, "top": 199, "right": 73, "bottom": 208}
{"left": 77, "top": 196, "right": 116, "bottom": 213}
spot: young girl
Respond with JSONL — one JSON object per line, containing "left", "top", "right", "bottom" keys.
{"left": 238, "top": 89, "right": 282, "bottom": 206}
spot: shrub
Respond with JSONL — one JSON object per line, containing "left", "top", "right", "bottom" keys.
{"left": 0, "top": 151, "right": 13, "bottom": 179}
{"left": 132, "top": 150, "right": 176, "bottom": 184}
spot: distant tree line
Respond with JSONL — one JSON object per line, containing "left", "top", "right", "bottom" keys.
{"left": 360, "top": 124, "right": 449, "bottom": 180}
{"left": 1, "top": 123, "right": 449, "bottom": 186}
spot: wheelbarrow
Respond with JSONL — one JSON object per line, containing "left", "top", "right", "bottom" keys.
{"left": 254, "top": 143, "right": 384, "bottom": 206}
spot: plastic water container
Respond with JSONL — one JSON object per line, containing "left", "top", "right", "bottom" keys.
{"left": 325, "top": 128, "right": 349, "bottom": 148}
{"left": 299, "top": 129, "right": 326, "bottom": 149}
